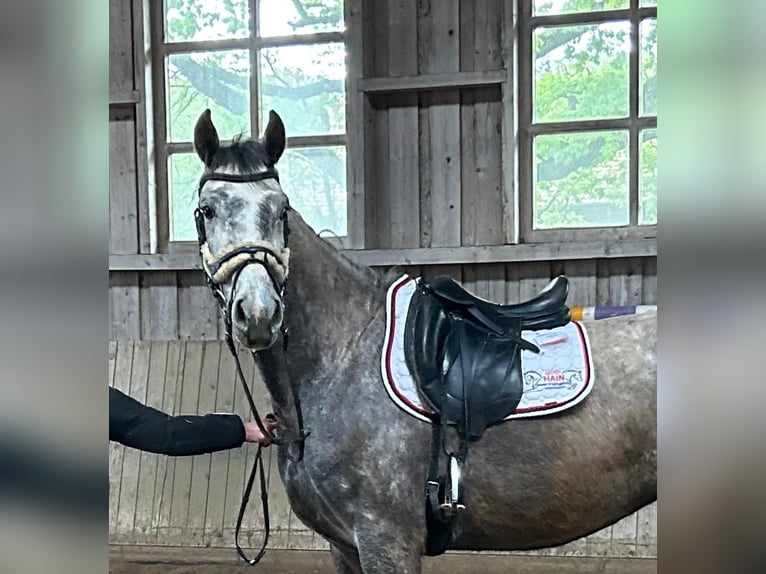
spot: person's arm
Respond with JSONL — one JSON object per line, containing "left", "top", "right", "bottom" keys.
{"left": 109, "top": 386, "right": 249, "bottom": 456}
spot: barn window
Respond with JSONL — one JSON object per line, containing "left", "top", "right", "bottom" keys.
{"left": 517, "top": 0, "right": 657, "bottom": 241}
{"left": 148, "top": 0, "right": 347, "bottom": 251}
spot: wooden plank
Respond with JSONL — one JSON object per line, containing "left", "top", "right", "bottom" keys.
{"left": 109, "top": 341, "right": 118, "bottom": 387}
{"left": 421, "top": 0, "right": 461, "bottom": 247}
{"left": 585, "top": 524, "right": 613, "bottom": 558}
{"left": 187, "top": 342, "right": 222, "bottom": 545}
{"left": 132, "top": 0, "right": 150, "bottom": 254}
{"left": 502, "top": 0, "right": 519, "bottom": 243}
{"left": 132, "top": 341, "right": 168, "bottom": 543}
{"left": 636, "top": 502, "right": 658, "bottom": 558}
{"left": 418, "top": 100, "right": 432, "bottom": 248}
{"left": 346, "top": 0, "right": 366, "bottom": 249}
{"left": 642, "top": 257, "right": 657, "bottom": 304}
{"left": 518, "top": 262, "right": 552, "bottom": 301}
{"left": 357, "top": 70, "right": 505, "bottom": 93}
{"left": 461, "top": 87, "right": 504, "bottom": 246}
{"left": 110, "top": 272, "right": 140, "bottom": 340}
{"left": 110, "top": 341, "right": 134, "bottom": 535}
{"left": 177, "top": 271, "right": 220, "bottom": 340}
{"left": 168, "top": 341, "right": 204, "bottom": 542}
{"left": 610, "top": 510, "right": 639, "bottom": 558}
{"left": 116, "top": 341, "right": 151, "bottom": 537}
{"left": 204, "top": 342, "right": 237, "bottom": 546}
{"left": 626, "top": 258, "right": 644, "bottom": 305}
{"left": 111, "top": 239, "right": 657, "bottom": 271}
{"left": 108, "top": 0, "right": 134, "bottom": 92}
{"left": 387, "top": 0, "right": 419, "bottom": 249}
{"left": 148, "top": 0, "right": 169, "bottom": 252}
{"left": 140, "top": 271, "right": 180, "bottom": 339}
{"left": 110, "top": 239, "right": 658, "bottom": 270}
{"left": 505, "top": 263, "right": 520, "bottom": 304}
{"left": 596, "top": 260, "right": 613, "bottom": 306}
{"left": 608, "top": 259, "right": 630, "bottom": 306}
{"left": 109, "top": 110, "right": 139, "bottom": 255}
{"left": 153, "top": 342, "right": 184, "bottom": 535}
{"left": 109, "top": 90, "right": 140, "bottom": 105}
{"left": 564, "top": 260, "right": 598, "bottom": 307}
{"left": 387, "top": 95, "right": 419, "bottom": 247}
{"left": 363, "top": 0, "right": 390, "bottom": 250}
{"left": 461, "top": 0, "right": 504, "bottom": 247}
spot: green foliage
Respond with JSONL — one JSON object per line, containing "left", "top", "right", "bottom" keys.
{"left": 163, "top": 0, "right": 657, "bottom": 239}
{"left": 163, "top": 0, "right": 347, "bottom": 241}
{"left": 532, "top": 2, "right": 658, "bottom": 229}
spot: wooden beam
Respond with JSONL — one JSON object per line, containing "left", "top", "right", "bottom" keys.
{"left": 109, "top": 90, "right": 140, "bottom": 106}
{"left": 109, "top": 238, "right": 657, "bottom": 271}
{"left": 358, "top": 70, "right": 506, "bottom": 94}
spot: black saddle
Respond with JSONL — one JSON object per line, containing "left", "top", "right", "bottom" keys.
{"left": 404, "top": 275, "right": 571, "bottom": 441}
{"left": 404, "top": 275, "right": 572, "bottom": 556}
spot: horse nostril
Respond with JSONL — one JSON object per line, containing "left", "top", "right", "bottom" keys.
{"left": 233, "top": 298, "right": 246, "bottom": 324}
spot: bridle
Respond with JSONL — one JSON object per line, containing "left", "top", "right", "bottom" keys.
{"left": 195, "top": 167, "right": 309, "bottom": 566}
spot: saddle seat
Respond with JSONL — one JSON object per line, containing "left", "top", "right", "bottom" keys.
{"left": 425, "top": 275, "right": 570, "bottom": 331}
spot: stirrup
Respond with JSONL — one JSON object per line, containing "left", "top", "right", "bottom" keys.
{"left": 438, "top": 456, "right": 466, "bottom": 518}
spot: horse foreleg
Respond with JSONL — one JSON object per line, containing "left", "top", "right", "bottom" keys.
{"left": 329, "top": 543, "right": 363, "bottom": 574}
{"left": 354, "top": 524, "right": 422, "bottom": 574}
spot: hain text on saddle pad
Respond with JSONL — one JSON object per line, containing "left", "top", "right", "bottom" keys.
{"left": 381, "top": 275, "right": 595, "bottom": 423}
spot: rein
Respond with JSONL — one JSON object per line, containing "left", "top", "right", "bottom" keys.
{"left": 195, "top": 167, "right": 309, "bottom": 566}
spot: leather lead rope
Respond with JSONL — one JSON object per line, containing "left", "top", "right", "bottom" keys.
{"left": 226, "top": 333, "right": 272, "bottom": 566}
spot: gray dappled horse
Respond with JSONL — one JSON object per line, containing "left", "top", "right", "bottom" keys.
{"left": 192, "top": 109, "right": 657, "bottom": 574}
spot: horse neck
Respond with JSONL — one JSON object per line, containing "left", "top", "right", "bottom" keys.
{"left": 258, "top": 213, "right": 381, "bottom": 406}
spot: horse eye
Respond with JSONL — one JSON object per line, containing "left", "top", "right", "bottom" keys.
{"left": 200, "top": 206, "right": 215, "bottom": 220}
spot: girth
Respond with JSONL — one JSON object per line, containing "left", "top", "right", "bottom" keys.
{"left": 403, "top": 275, "right": 571, "bottom": 556}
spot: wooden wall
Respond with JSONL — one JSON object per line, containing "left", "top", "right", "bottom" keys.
{"left": 364, "top": 0, "right": 507, "bottom": 249}
{"left": 108, "top": 0, "right": 657, "bottom": 564}
{"left": 108, "top": 0, "right": 656, "bottom": 339}
{"left": 109, "top": 340, "right": 657, "bottom": 560}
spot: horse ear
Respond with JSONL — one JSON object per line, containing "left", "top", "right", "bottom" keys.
{"left": 194, "top": 109, "right": 220, "bottom": 167}
{"left": 263, "top": 110, "right": 286, "bottom": 164}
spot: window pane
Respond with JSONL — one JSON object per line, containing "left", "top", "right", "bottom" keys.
{"left": 534, "top": 22, "right": 630, "bottom": 122}
{"left": 165, "top": 0, "right": 249, "bottom": 42}
{"left": 640, "top": 0, "right": 657, "bottom": 7}
{"left": 168, "top": 153, "right": 203, "bottom": 242}
{"left": 639, "top": 129, "right": 657, "bottom": 225}
{"left": 167, "top": 51, "right": 250, "bottom": 143}
{"left": 281, "top": 146, "right": 347, "bottom": 237}
{"left": 259, "top": 43, "right": 346, "bottom": 137}
{"left": 259, "top": 0, "right": 344, "bottom": 37}
{"left": 534, "top": 0, "right": 628, "bottom": 17}
{"left": 533, "top": 131, "right": 629, "bottom": 228}
{"left": 641, "top": 18, "right": 657, "bottom": 116}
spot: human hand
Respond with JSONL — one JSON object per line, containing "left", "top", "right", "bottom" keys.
{"left": 243, "top": 415, "right": 278, "bottom": 445}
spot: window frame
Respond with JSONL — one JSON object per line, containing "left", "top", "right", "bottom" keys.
{"left": 516, "top": 0, "right": 658, "bottom": 243}
{"left": 147, "top": 0, "right": 350, "bottom": 254}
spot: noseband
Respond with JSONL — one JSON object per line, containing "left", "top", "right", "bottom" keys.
{"left": 195, "top": 167, "right": 308, "bottom": 566}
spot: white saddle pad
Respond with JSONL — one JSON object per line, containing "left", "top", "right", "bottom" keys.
{"left": 381, "top": 274, "right": 595, "bottom": 423}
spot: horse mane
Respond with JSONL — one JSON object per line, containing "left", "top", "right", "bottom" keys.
{"left": 211, "top": 134, "right": 272, "bottom": 172}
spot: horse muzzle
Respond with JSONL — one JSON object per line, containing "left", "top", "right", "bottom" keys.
{"left": 231, "top": 279, "right": 284, "bottom": 350}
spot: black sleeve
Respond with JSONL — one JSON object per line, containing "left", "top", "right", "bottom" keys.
{"left": 109, "top": 387, "right": 245, "bottom": 456}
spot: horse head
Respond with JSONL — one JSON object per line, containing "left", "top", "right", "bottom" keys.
{"left": 193, "top": 108, "right": 289, "bottom": 351}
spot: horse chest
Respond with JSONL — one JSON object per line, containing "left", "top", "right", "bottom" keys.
{"left": 278, "top": 450, "right": 357, "bottom": 544}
